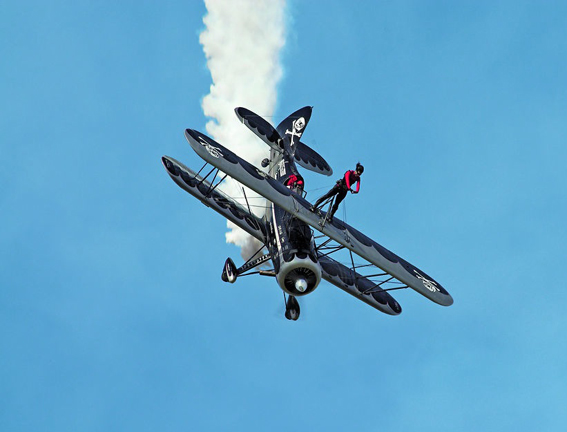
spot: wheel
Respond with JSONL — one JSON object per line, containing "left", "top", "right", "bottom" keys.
{"left": 221, "top": 258, "right": 237, "bottom": 283}
{"left": 285, "top": 295, "right": 300, "bottom": 321}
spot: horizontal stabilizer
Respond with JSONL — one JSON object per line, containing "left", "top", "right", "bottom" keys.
{"left": 161, "top": 155, "right": 266, "bottom": 243}
{"left": 236, "top": 106, "right": 331, "bottom": 175}
{"left": 295, "top": 141, "right": 333, "bottom": 176}
{"left": 235, "top": 107, "right": 282, "bottom": 153}
{"left": 319, "top": 256, "right": 401, "bottom": 315}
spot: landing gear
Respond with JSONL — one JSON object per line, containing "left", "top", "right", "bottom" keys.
{"left": 221, "top": 257, "right": 238, "bottom": 283}
{"left": 221, "top": 252, "right": 302, "bottom": 321}
{"left": 285, "top": 295, "right": 300, "bottom": 321}
{"left": 221, "top": 250, "right": 273, "bottom": 284}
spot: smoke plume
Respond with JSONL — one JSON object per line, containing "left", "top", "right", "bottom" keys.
{"left": 199, "top": 0, "right": 286, "bottom": 260}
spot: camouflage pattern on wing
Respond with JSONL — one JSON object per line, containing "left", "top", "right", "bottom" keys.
{"left": 162, "top": 156, "right": 266, "bottom": 243}
{"left": 234, "top": 107, "right": 282, "bottom": 153}
{"left": 295, "top": 141, "right": 333, "bottom": 176}
{"left": 318, "top": 256, "right": 401, "bottom": 315}
{"left": 185, "top": 129, "right": 453, "bottom": 307}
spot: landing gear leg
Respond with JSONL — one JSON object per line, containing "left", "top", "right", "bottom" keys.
{"left": 284, "top": 295, "right": 300, "bottom": 321}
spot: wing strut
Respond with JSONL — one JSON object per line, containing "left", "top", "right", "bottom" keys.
{"left": 315, "top": 236, "right": 411, "bottom": 297}
{"left": 193, "top": 161, "right": 208, "bottom": 178}
{"left": 205, "top": 172, "right": 227, "bottom": 197}
{"left": 361, "top": 277, "right": 411, "bottom": 295}
{"left": 349, "top": 249, "right": 358, "bottom": 286}
{"left": 241, "top": 187, "right": 253, "bottom": 217}
{"left": 361, "top": 276, "right": 395, "bottom": 294}
{"left": 233, "top": 243, "right": 271, "bottom": 277}
{"left": 315, "top": 237, "right": 345, "bottom": 258}
{"left": 193, "top": 163, "right": 228, "bottom": 198}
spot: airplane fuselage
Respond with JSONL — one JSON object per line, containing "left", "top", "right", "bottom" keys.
{"left": 264, "top": 148, "right": 322, "bottom": 296}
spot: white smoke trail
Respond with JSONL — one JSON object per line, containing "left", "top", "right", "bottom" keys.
{"left": 200, "top": 0, "right": 286, "bottom": 260}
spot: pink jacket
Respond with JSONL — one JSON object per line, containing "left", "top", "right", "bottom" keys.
{"left": 344, "top": 170, "right": 361, "bottom": 192}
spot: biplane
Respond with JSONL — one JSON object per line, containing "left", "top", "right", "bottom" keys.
{"left": 162, "top": 106, "right": 453, "bottom": 320}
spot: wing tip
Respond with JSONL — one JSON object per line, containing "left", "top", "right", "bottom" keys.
{"left": 442, "top": 294, "right": 454, "bottom": 307}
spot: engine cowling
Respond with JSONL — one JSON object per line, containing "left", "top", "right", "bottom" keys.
{"left": 276, "top": 255, "right": 321, "bottom": 296}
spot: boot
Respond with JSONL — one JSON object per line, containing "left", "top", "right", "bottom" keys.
{"left": 327, "top": 209, "right": 335, "bottom": 222}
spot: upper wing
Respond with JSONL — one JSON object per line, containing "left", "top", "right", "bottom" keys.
{"left": 319, "top": 255, "right": 401, "bottom": 315}
{"left": 162, "top": 155, "right": 266, "bottom": 243}
{"left": 185, "top": 129, "right": 453, "bottom": 307}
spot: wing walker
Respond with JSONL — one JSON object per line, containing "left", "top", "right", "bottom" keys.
{"left": 162, "top": 106, "right": 453, "bottom": 320}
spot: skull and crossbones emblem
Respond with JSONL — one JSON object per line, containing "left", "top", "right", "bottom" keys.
{"left": 414, "top": 271, "right": 440, "bottom": 293}
{"left": 285, "top": 117, "right": 306, "bottom": 146}
{"left": 198, "top": 136, "right": 223, "bottom": 159}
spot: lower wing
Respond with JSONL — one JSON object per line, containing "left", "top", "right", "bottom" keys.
{"left": 162, "top": 156, "right": 266, "bottom": 242}
{"left": 319, "top": 255, "right": 402, "bottom": 315}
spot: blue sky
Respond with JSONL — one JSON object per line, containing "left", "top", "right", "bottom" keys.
{"left": 2, "top": 1, "right": 567, "bottom": 431}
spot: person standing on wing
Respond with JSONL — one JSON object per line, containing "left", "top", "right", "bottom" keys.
{"left": 312, "top": 162, "right": 364, "bottom": 221}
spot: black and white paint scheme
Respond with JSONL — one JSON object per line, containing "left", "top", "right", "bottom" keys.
{"left": 162, "top": 106, "right": 453, "bottom": 320}
{"left": 285, "top": 116, "right": 305, "bottom": 150}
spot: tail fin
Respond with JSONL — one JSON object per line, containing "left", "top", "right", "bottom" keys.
{"left": 277, "top": 106, "right": 332, "bottom": 176}
{"left": 276, "top": 106, "right": 313, "bottom": 157}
